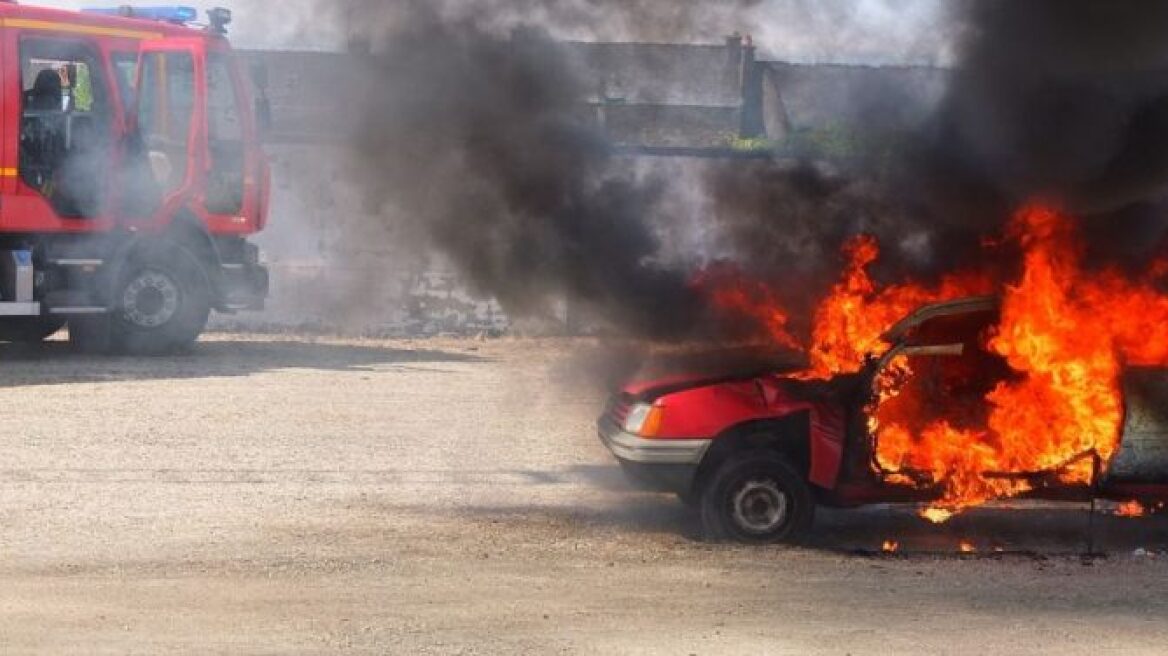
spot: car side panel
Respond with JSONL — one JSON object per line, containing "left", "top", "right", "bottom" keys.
{"left": 653, "top": 379, "right": 848, "bottom": 489}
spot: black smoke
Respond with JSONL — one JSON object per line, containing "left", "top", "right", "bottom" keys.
{"left": 332, "top": 0, "right": 773, "bottom": 338}
{"left": 921, "top": 0, "right": 1168, "bottom": 263}
{"left": 708, "top": 0, "right": 1168, "bottom": 299}
{"left": 324, "top": 0, "right": 1168, "bottom": 342}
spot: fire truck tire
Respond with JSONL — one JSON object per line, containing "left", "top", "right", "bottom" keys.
{"left": 0, "top": 317, "right": 67, "bottom": 343}
{"left": 111, "top": 244, "right": 211, "bottom": 355}
{"left": 699, "top": 451, "right": 815, "bottom": 545}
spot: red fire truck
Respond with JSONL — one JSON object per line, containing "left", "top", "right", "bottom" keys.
{"left": 0, "top": 2, "right": 269, "bottom": 353}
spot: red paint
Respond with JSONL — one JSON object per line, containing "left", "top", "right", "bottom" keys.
{"left": 626, "top": 374, "right": 848, "bottom": 488}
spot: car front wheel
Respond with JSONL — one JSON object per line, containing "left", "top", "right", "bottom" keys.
{"left": 699, "top": 451, "right": 815, "bottom": 544}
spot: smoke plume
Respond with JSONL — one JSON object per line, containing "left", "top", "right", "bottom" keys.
{"left": 329, "top": 0, "right": 788, "bottom": 338}
{"left": 923, "top": 0, "right": 1168, "bottom": 262}
{"left": 319, "top": 0, "right": 1168, "bottom": 342}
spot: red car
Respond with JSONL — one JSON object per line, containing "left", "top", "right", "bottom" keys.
{"left": 598, "top": 297, "right": 1168, "bottom": 543}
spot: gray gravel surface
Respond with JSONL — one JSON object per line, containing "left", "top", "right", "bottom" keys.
{"left": 0, "top": 334, "right": 1165, "bottom": 654}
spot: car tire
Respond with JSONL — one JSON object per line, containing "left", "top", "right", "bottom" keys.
{"left": 700, "top": 451, "right": 815, "bottom": 545}
{"left": 111, "top": 244, "right": 211, "bottom": 356}
{"left": 0, "top": 317, "right": 67, "bottom": 343}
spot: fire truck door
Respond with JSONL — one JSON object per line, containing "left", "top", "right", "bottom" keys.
{"left": 134, "top": 39, "right": 203, "bottom": 216}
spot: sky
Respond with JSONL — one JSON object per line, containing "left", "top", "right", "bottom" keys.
{"left": 25, "top": 0, "right": 959, "bottom": 64}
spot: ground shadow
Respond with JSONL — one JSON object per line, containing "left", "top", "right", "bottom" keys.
{"left": 573, "top": 461, "right": 1168, "bottom": 554}
{"left": 457, "top": 497, "right": 1168, "bottom": 555}
{"left": 434, "top": 464, "right": 1168, "bottom": 556}
{"left": 809, "top": 503, "right": 1168, "bottom": 556}
{"left": 0, "top": 337, "right": 485, "bottom": 388}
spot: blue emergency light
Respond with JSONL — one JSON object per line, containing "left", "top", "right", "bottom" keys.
{"left": 81, "top": 6, "right": 199, "bottom": 24}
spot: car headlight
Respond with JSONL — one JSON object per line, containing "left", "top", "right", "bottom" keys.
{"left": 623, "top": 403, "right": 664, "bottom": 437}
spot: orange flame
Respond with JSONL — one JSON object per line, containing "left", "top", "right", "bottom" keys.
{"left": 874, "top": 205, "right": 1168, "bottom": 516}
{"left": 882, "top": 540, "right": 899, "bottom": 553}
{"left": 959, "top": 540, "right": 976, "bottom": 554}
{"left": 802, "top": 236, "right": 992, "bottom": 379}
{"left": 698, "top": 204, "right": 1168, "bottom": 521}
{"left": 695, "top": 264, "right": 803, "bottom": 352}
{"left": 1115, "top": 501, "right": 1147, "bottom": 518}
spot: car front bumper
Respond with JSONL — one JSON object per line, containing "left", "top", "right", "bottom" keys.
{"left": 598, "top": 418, "right": 711, "bottom": 494}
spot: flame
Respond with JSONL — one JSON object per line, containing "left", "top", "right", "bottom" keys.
{"left": 694, "top": 263, "right": 803, "bottom": 352}
{"left": 1115, "top": 501, "right": 1147, "bottom": 518}
{"left": 920, "top": 507, "right": 955, "bottom": 524}
{"left": 801, "top": 236, "right": 992, "bottom": 379}
{"left": 882, "top": 540, "right": 899, "bottom": 553}
{"left": 698, "top": 204, "right": 1168, "bottom": 522}
{"left": 872, "top": 205, "right": 1168, "bottom": 516}
{"left": 959, "top": 540, "right": 976, "bottom": 554}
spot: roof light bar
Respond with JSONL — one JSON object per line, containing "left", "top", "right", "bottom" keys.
{"left": 81, "top": 6, "right": 198, "bottom": 24}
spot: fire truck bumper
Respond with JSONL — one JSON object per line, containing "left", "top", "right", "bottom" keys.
{"left": 598, "top": 418, "right": 711, "bottom": 494}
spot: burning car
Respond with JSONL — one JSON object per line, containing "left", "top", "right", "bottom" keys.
{"left": 598, "top": 295, "right": 1168, "bottom": 544}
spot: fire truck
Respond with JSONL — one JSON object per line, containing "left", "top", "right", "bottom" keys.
{"left": 0, "top": 2, "right": 269, "bottom": 353}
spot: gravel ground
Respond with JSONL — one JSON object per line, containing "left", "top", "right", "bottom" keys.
{"left": 0, "top": 334, "right": 1165, "bottom": 654}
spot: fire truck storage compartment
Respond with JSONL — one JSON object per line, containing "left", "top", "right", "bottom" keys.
{"left": 0, "top": 250, "right": 40, "bottom": 316}
{"left": 1111, "top": 368, "right": 1168, "bottom": 483}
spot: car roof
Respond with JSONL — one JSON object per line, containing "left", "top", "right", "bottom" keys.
{"left": 881, "top": 296, "right": 1000, "bottom": 343}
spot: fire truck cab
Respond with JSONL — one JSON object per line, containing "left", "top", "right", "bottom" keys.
{"left": 0, "top": 2, "right": 269, "bottom": 353}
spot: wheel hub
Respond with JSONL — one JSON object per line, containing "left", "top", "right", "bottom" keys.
{"left": 731, "top": 478, "right": 789, "bottom": 534}
{"left": 122, "top": 270, "right": 181, "bottom": 329}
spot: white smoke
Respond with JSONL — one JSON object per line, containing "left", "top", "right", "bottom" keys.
{"left": 752, "top": 0, "right": 961, "bottom": 66}
{"left": 27, "top": 0, "right": 957, "bottom": 64}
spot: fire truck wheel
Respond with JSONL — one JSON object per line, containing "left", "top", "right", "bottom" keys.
{"left": 0, "top": 317, "right": 67, "bottom": 343}
{"left": 700, "top": 451, "right": 815, "bottom": 545}
{"left": 112, "top": 244, "right": 211, "bottom": 355}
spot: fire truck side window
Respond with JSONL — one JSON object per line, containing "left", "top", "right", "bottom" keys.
{"left": 19, "top": 38, "right": 113, "bottom": 218}
{"left": 206, "top": 54, "right": 245, "bottom": 215}
{"left": 138, "top": 52, "right": 195, "bottom": 194}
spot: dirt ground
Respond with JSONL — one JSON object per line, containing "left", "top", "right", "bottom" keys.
{"left": 0, "top": 334, "right": 1166, "bottom": 655}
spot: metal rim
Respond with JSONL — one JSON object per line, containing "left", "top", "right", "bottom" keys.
{"left": 121, "top": 269, "right": 181, "bottom": 329}
{"left": 730, "top": 477, "right": 789, "bottom": 535}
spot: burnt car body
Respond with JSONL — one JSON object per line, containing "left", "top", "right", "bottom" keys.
{"left": 598, "top": 297, "right": 1168, "bottom": 543}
